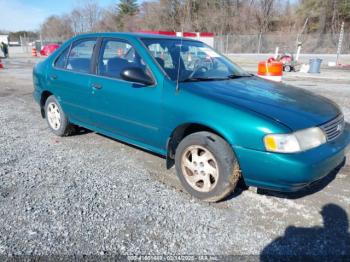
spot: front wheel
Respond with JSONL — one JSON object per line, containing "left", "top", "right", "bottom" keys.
{"left": 45, "top": 95, "right": 74, "bottom": 136}
{"left": 175, "top": 131, "right": 241, "bottom": 202}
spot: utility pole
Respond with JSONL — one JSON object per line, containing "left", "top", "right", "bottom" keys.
{"left": 295, "top": 17, "right": 308, "bottom": 62}
{"left": 226, "top": 35, "right": 229, "bottom": 54}
{"left": 336, "top": 21, "right": 344, "bottom": 65}
{"left": 257, "top": 32, "right": 262, "bottom": 54}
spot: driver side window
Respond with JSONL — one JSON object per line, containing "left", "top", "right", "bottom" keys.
{"left": 98, "top": 39, "right": 149, "bottom": 80}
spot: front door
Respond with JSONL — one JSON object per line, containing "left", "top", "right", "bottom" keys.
{"left": 89, "top": 38, "right": 163, "bottom": 150}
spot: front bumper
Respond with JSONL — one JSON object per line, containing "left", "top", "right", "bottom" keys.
{"left": 235, "top": 122, "right": 350, "bottom": 192}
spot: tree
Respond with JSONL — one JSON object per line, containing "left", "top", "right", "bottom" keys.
{"left": 254, "top": 0, "right": 275, "bottom": 33}
{"left": 94, "top": 10, "right": 118, "bottom": 32}
{"left": 297, "top": 0, "right": 350, "bottom": 33}
{"left": 117, "top": 0, "right": 139, "bottom": 16}
{"left": 35, "top": 0, "right": 349, "bottom": 43}
{"left": 70, "top": 9, "right": 85, "bottom": 34}
{"left": 254, "top": 0, "right": 275, "bottom": 53}
{"left": 159, "top": 0, "right": 182, "bottom": 31}
{"left": 116, "top": 0, "right": 140, "bottom": 31}
{"left": 69, "top": 0, "right": 102, "bottom": 34}
{"left": 41, "top": 15, "right": 73, "bottom": 41}
{"left": 82, "top": 0, "right": 102, "bottom": 32}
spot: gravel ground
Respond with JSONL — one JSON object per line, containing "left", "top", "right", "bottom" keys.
{"left": 0, "top": 55, "right": 350, "bottom": 258}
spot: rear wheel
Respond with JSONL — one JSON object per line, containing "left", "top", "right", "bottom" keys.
{"left": 284, "top": 65, "right": 292, "bottom": 72}
{"left": 175, "top": 131, "right": 241, "bottom": 202}
{"left": 45, "top": 95, "right": 74, "bottom": 136}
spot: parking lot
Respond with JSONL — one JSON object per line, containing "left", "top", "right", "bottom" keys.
{"left": 0, "top": 51, "right": 350, "bottom": 257}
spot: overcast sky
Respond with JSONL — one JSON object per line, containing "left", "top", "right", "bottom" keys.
{"left": 0, "top": 0, "right": 143, "bottom": 32}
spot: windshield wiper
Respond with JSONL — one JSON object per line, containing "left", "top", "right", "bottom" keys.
{"left": 227, "top": 74, "right": 253, "bottom": 79}
{"left": 179, "top": 77, "right": 229, "bottom": 83}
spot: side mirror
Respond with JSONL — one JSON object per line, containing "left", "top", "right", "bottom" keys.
{"left": 120, "top": 67, "right": 154, "bottom": 86}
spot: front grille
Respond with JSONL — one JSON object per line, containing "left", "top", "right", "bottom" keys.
{"left": 319, "top": 114, "right": 345, "bottom": 141}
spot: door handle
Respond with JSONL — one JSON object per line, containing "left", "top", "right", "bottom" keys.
{"left": 91, "top": 83, "right": 103, "bottom": 90}
{"left": 50, "top": 74, "right": 57, "bottom": 80}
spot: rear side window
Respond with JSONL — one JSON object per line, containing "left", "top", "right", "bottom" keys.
{"left": 54, "top": 47, "right": 69, "bottom": 69}
{"left": 66, "top": 39, "right": 96, "bottom": 74}
{"left": 98, "top": 39, "right": 149, "bottom": 80}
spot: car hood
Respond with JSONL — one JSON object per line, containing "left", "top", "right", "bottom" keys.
{"left": 182, "top": 76, "right": 341, "bottom": 131}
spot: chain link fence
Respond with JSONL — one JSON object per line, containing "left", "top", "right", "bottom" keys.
{"left": 9, "top": 33, "right": 350, "bottom": 57}
{"left": 215, "top": 33, "right": 350, "bottom": 54}
{"left": 9, "top": 36, "right": 63, "bottom": 57}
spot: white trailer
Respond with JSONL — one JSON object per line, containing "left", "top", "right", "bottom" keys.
{"left": 0, "top": 35, "right": 9, "bottom": 45}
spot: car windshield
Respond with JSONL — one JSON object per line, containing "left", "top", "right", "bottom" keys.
{"left": 141, "top": 38, "right": 251, "bottom": 82}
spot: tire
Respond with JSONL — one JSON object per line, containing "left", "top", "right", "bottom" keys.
{"left": 284, "top": 65, "right": 292, "bottom": 72}
{"left": 175, "top": 131, "right": 241, "bottom": 202}
{"left": 44, "top": 95, "right": 74, "bottom": 136}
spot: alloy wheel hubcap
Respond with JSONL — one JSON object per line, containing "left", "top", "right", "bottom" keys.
{"left": 47, "top": 102, "right": 61, "bottom": 130}
{"left": 181, "top": 145, "right": 219, "bottom": 192}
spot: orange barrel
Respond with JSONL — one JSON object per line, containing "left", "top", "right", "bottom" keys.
{"left": 257, "top": 61, "right": 283, "bottom": 82}
{"left": 32, "top": 48, "right": 38, "bottom": 57}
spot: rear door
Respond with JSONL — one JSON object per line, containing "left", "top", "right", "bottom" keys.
{"left": 89, "top": 37, "right": 163, "bottom": 149}
{"left": 48, "top": 38, "right": 97, "bottom": 125}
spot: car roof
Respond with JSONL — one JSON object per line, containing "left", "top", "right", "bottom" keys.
{"left": 72, "top": 32, "right": 200, "bottom": 42}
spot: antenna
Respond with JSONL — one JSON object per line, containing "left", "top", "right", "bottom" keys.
{"left": 176, "top": 28, "right": 184, "bottom": 93}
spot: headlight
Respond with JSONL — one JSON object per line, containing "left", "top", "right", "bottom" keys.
{"left": 264, "top": 127, "right": 326, "bottom": 153}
